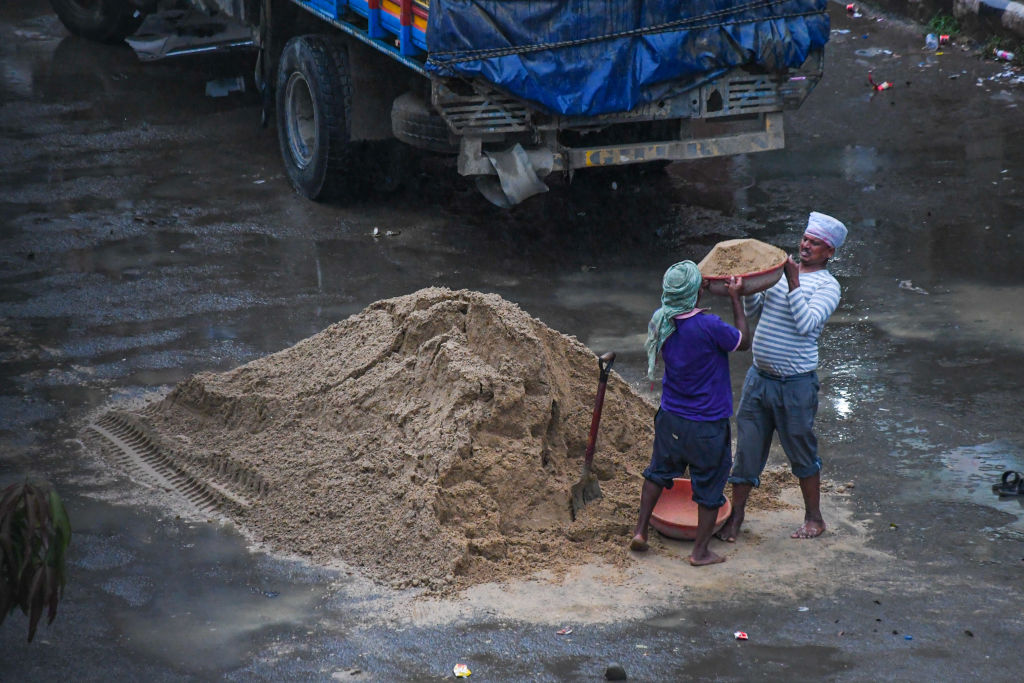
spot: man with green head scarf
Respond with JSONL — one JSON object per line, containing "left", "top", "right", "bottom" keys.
{"left": 631, "top": 261, "right": 750, "bottom": 566}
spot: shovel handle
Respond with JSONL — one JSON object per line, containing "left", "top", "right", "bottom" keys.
{"left": 583, "top": 352, "right": 616, "bottom": 467}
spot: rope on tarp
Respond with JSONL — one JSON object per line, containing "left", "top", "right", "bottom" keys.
{"left": 426, "top": 0, "right": 825, "bottom": 66}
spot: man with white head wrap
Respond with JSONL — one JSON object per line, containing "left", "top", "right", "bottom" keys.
{"left": 631, "top": 261, "right": 749, "bottom": 566}
{"left": 717, "top": 211, "right": 846, "bottom": 542}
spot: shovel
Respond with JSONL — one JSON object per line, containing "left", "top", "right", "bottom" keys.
{"left": 570, "top": 351, "right": 616, "bottom": 520}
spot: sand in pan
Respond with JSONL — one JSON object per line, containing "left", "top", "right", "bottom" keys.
{"left": 698, "top": 238, "right": 787, "bottom": 277}
{"left": 96, "top": 287, "right": 837, "bottom": 599}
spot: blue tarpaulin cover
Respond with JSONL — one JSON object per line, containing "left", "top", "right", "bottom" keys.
{"left": 425, "top": 0, "right": 829, "bottom": 116}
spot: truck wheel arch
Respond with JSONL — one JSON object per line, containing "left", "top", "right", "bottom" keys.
{"left": 275, "top": 34, "right": 355, "bottom": 201}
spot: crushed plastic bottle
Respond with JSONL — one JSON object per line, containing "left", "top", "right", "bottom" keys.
{"left": 995, "top": 49, "right": 1015, "bottom": 61}
{"left": 924, "top": 34, "right": 938, "bottom": 51}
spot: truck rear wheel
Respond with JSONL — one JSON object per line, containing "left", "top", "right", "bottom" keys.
{"left": 49, "top": 0, "right": 146, "bottom": 43}
{"left": 276, "top": 35, "right": 354, "bottom": 201}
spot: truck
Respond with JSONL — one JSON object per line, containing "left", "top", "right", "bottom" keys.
{"left": 48, "top": 0, "right": 830, "bottom": 206}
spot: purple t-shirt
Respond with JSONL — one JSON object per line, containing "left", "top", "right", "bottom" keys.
{"left": 660, "top": 311, "right": 741, "bottom": 421}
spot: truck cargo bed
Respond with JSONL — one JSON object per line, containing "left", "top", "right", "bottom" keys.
{"left": 425, "top": 0, "right": 829, "bottom": 116}
{"left": 291, "top": 0, "right": 829, "bottom": 116}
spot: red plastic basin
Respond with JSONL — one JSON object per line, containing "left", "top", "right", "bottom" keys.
{"left": 650, "top": 478, "right": 732, "bottom": 541}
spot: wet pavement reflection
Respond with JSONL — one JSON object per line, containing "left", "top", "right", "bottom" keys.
{"left": 2, "top": 1, "right": 1024, "bottom": 679}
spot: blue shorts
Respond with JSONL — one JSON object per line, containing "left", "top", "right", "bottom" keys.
{"left": 729, "top": 366, "right": 821, "bottom": 486}
{"left": 642, "top": 409, "right": 732, "bottom": 509}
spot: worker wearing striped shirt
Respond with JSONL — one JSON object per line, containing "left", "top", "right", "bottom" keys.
{"left": 717, "top": 212, "right": 846, "bottom": 542}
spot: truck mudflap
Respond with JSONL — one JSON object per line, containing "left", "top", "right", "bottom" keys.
{"left": 473, "top": 145, "right": 554, "bottom": 208}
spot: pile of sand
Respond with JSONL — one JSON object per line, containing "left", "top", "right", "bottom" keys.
{"left": 698, "top": 238, "right": 786, "bottom": 277}
{"left": 102, "top": 288, "right": 798, "bottom": 594}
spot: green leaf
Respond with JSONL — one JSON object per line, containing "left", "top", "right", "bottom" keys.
{"left": 23, "top": 485, "right": 39, "bottom": 541}
{"left": 26, "top": 564, "right": 45, "bottom": 642}
{"left": 15, "top": 488, "right": 38, "bottom": 579}
{"left": 30, "top": 486, "right": 52, "bottom": 552}
{"left": 49, "top": 490, "right": 71, "bottom": 555}
{"left": 44, "top": 565, "right": 58, "bottom": 625}
{"left": 1, "top": 480, "right": 72, "bottom": 641}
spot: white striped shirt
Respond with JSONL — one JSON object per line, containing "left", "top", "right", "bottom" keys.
{"left": 743, "top": 269, "right": 841, "bottom": 376}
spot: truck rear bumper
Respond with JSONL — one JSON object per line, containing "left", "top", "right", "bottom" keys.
{"left": 457, "top": 112, "right": 784, "bottom": 176}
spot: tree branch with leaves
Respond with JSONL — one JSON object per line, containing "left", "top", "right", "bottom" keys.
{"left": 0, "top": 481, "right": 71, "bottom": 642}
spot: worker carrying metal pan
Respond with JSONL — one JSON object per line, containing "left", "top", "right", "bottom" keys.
{"left": 630, "top": 260, "right": 750, "bottom": 566}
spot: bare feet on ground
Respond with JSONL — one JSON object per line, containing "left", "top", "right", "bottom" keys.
{"left": 629, "top": 535, "right": 649, "bottom": 551}
{"left": 790, "top": 520, "right": 826, "bottom": 539}
{"left": 688, "top": 550, "right": 726, "bottom": 566}
{"left": 714, "top": 511, "right": 743, "bottom": 543}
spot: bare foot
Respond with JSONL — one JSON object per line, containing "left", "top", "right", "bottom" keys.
{"left": 629, "top": 535, "right": 649, "bottom": 551}
{"left": 790, "top": 520, "right": 826, "bottom": 539}
{"left": 714, "top": 511, "right": 744, "bottom": 542}
{"left": 688, "top": 550, "right": 726, "bottom": 566}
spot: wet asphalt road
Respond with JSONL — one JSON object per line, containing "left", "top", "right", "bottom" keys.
{"left": 2, "top": 1, "right": 1024, "bottom": 680}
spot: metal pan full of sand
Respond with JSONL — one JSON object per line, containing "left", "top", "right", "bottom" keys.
{"left": 698, "top": 238, "right": 787, "bottom": 295}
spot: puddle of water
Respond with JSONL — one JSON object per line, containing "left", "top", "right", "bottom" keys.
{"left": 861, "top": 281, "right": 1024, "bottom": 348}
{"left": 887, "top": 432, "right": 1024, "bottom": 529}
{"left": 854, "top": 48, "right": 893, "bottom": 58}
{"left": 101, "top": 575, "right": 155, "bottom": 607}
{"left": 832, "top": 392, "right": 853, "bottom": 419}
{"left": 938, "top": 440, "right": 1023, "bottom": 489}
{"left": 933, "top": 441, "right": 1024, "bottom": 529}
{"left": 114, "top": 581, "right": 324, "bottom": 670}
{"left": 68, "top": 496, "right": 335, "bottom": 671}
{"left": 69, "top": 527, "right": 140, "bottom": 570}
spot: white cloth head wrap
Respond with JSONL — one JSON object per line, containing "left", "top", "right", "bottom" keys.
{"left": 805, "top": 211, "right": 847, "bottom": 249}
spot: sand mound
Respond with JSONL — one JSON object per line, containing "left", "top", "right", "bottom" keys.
{"left": 98, "top": 288, "right": 803, "bottom": 594}
{"left": 110, "top": 288, "right": 660, "bottom": 592}
{"left": 698, "top": 238, "right": 786, "bottom": 277}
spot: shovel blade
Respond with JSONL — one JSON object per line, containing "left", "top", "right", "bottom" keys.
{"left": 570, "top": 470, "right": 603, "bottom": 520}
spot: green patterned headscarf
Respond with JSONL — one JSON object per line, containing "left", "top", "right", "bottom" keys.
{"left": 645, "top": 261, "right": 702, "bottom": 380}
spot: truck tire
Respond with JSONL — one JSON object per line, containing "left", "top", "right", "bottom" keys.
{"left": 276, "top": 35, "right": 354, "bottom": 201}
{"left": 49, "top": 0, "right": 146, "bottom": 44}
{"left": 391, "top": 92, "right": 457, "bottom": 154}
